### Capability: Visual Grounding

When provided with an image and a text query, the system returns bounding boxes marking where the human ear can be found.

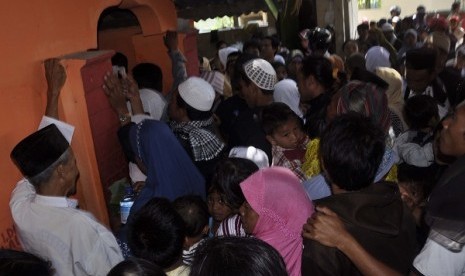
[56,164,66,179]
[266,135,276,145]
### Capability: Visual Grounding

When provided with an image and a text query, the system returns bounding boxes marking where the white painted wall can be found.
[357,0,452,23]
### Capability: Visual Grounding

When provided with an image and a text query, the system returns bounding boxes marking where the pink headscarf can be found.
[240,167,314,276]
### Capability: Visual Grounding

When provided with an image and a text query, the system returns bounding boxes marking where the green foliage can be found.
[194,16,235,32]
[358,0,381,10]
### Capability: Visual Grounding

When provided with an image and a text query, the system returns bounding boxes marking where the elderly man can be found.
[9,59,123,275]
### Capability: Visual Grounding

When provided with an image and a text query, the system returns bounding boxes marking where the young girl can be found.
[209,158,259,237]
[207,187,234,236]
[173,195,209,266]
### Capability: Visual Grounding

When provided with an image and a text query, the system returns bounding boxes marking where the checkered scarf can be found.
[170,117,224,162]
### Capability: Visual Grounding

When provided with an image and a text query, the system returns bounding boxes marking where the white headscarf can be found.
[365,46,391,72]
[374,67,408,131]
[273,79,304,118]
[218,47,239,69]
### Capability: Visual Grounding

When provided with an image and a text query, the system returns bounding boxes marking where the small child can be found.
[128,197,189,276]
[262,102,309,181]
[394,95,439,167]
[272,62,288,81]
[210,158,259,237]
[108,258,166,276]
[206,187,234,236]
[173,196,210,266]
[397,163,436,247]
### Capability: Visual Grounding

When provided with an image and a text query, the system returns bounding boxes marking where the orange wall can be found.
[0,0,178,249]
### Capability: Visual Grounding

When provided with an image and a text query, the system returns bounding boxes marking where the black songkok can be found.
[11,124,69,178]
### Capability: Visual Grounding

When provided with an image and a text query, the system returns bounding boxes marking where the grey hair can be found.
[28,148,71,188]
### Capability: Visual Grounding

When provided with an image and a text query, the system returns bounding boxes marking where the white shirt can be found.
[166,265,190,276]
[393,131,434,167]
[10,179,123,276]
[127,90,166,183]
[216,214,247,237]
[414,237,465,276]
[127,88,167,121]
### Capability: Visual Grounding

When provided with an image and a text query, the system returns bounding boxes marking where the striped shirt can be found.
[216,214,247,237]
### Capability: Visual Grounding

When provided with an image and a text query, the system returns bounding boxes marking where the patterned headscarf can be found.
[337,80,391,134]
[240,167,314,276]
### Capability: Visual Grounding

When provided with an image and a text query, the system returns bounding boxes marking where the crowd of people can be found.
[3,2,465,275]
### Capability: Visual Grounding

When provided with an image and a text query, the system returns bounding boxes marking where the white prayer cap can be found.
[229,146,269,168]
[218,47,239,68]
[178,77,215,111]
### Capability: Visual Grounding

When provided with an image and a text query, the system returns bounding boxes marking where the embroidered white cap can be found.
[243,58,277,91]
[178,77,215,111]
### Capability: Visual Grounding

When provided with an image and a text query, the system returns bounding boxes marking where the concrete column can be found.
[315,0,358,55]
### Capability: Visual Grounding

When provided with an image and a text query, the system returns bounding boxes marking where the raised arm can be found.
[44,58,66,119]
[164,30,187,94]
[303,206,402,276]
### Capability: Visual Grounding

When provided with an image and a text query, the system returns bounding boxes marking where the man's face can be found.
[417,8,425,17]
[297,71,309,100]
[288,57,302,77]
[245,46,260,57]
[300,38,309,51]
[239,79,256,108]
[297,71,319,101]
[383,31,394,41]
[406,68,432,93]
[357,29,369,40]
[261,39,275,60]
[326,91,341,122]
[63,150,79,196]
[226,56,238,78]
[168,90,182,122]
[405,33,417,48]
[343,41,358,57]
[439,104,465,157]
[436,49,449,73]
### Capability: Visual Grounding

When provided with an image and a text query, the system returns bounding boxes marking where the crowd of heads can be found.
[6,2,465,276]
